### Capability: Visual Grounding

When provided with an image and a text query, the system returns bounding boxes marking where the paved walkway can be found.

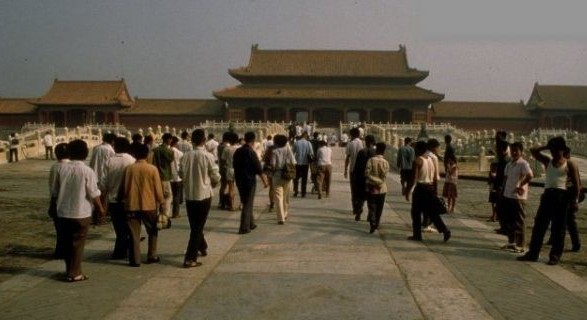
[1,148,587,319]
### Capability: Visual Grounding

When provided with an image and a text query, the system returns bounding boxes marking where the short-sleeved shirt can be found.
[503,158,533,200]
[53,160,101,219]
[345,138,364,173]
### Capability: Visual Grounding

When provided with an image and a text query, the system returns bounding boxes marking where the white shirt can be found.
[53,160,101,219]
[100,153,135,203]
[171,147,184,182]
[49,159,70,197]
[317,146,332,166]
[180,146,220,201]
[503,158,533,200]
[90,143,115,181]
[345,138,364,173]
[43,134,53,147]
[425,151,441,181]
[177,140,193,153]
[205,138,219,161]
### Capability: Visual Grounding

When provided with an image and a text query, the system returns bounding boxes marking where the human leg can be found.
[68,217,91,278]
[110,202,129,259]
[185,198,212,262]
[127,213,143,265]
[142,210,159,260]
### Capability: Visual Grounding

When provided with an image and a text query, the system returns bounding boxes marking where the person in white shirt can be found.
[52,139,105,282]
[89,133,116,224]
[170,136,184,218]
[177,131,193,154]
[316,140,332,199]
[344,128,364,216]
[100,137,135,260]
[43,131,54,160]
[422,138,441,233]
[179,129,220,268]
[205,133,219,162]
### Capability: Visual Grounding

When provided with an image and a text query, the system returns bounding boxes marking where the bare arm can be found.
[405,158,421,201]
[530,145,551,168]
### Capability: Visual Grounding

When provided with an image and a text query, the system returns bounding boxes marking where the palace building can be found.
[1,47,587,133]
[213,45,444,126]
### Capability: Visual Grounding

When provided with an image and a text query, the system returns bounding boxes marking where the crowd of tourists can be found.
[45,124,583,283]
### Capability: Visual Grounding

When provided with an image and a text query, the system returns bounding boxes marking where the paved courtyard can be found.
[0,148,586,319]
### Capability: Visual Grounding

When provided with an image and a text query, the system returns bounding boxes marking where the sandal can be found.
[66,274,89,282]
[183,260,202,268]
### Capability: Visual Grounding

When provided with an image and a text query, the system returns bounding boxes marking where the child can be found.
[501,142,533,253]
[442,157,458,213]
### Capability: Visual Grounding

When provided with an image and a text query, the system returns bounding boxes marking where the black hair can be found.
[273,134,288,148]
[162,133,173,142]
[144,135,154,144]
[192,129,206,145]
[181,131,189,139]
[427,138,440,150]
[444,135,452,144]
[131,133,143,143]
[114,137,130,154]
[68,140,89,160]
[244,131,256,143]
[103,133,116,144]
[510,141,524,152]
[54,143,69,160]
[414,141,428,157]
[375,142,386,155]
[134,144,150,160]
[365,135,375,145]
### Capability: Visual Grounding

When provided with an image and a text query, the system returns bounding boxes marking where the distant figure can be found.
[170,136,184,219]
[352,135,376,221]
[292,132,314,198]
[205,133,219,162]
[365,142,389,234]
[344,128,364,216]
[443,134,456,173]
[315,140,332,200]
[52,139,105,281]
[43,131,54,160]
[220,132,240,211]
[128,133,143,159]
[442,157,459,214]
[416,123,429,141]
[397,137,415,196]
[270,134,296,224]
[177,131,193,154]
[9,132,19,163]
[151,133,174,229]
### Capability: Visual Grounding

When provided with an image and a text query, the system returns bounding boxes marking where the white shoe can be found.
[423,226,438,233]
[500,243,516,250]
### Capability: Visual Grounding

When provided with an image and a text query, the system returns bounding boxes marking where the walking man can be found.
[180,129,220,267]
[233,131,268,234]
[43,131,54,160]
[292,132,314,197]
[344,128,364,216]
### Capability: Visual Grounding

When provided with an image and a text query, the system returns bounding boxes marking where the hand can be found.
[344,171,348,179]
[516,187,524,196]
[405,193,410,202]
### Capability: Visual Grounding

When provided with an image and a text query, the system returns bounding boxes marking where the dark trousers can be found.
[184,198,211,262]
[127,210,158,265]
[57,217,91,278]
[109,202,129,259]
[170,181,184,217]
[350,173,367,216]
[528,189,568,260]
[238,185,257,232]
[45,146,54,160]
[218,173,228,208]
[411,184,448,239]
[9,148,18,162]
[500,197,526,247]
[566,206,581,249]
[367,193,386,228]
[293,164,310,196]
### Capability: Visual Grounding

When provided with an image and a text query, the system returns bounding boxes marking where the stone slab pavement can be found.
[0,148,586,319]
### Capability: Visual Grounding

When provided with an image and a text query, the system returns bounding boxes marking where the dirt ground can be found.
[0,159,586,285]
[0,159,111,284]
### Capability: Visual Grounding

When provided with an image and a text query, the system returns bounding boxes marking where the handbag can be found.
[281,163,296,180]
[432,196,448,215]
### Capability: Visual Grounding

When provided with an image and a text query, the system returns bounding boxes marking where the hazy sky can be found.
[1,0,586,102]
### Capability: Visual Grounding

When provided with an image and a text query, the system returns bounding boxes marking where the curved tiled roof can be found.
[123,99,224,115]
[0,98,36,114]
[214,84,443,101]
[31,80,133,106]
[229,46,428,79]
[528,84,587,110]
[432,101,529,119]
